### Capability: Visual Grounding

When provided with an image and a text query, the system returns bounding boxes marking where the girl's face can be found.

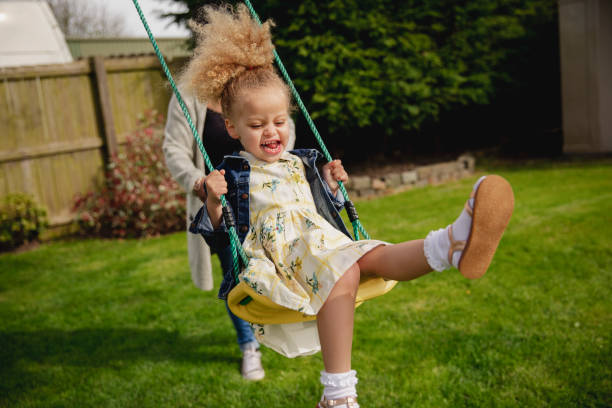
[225,86,290,163]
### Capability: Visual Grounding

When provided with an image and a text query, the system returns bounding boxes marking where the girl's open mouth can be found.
[261,140,282,154]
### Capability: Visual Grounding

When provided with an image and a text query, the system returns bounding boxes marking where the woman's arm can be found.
[286,116,297,150]
[163,91,207,194]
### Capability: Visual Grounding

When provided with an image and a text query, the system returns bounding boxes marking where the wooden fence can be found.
[0,56,186,237]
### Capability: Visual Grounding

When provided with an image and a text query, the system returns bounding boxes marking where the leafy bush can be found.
[166,0,559,158]
[0,193,48,251]
[73,110,186,238]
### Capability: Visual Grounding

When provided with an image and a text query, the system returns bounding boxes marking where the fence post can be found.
[91,56,118,158]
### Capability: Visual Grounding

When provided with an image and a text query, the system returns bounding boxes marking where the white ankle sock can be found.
[320,370,358,403]
[424,227,452,271]
[423,176,486,271]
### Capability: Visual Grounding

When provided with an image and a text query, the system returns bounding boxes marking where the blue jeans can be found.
[218,246,259,351]
[225,301,258,351]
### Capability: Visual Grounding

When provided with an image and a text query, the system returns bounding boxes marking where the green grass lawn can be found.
[1,159,611,407]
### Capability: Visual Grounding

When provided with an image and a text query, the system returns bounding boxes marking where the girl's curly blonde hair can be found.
[180,4,290,118]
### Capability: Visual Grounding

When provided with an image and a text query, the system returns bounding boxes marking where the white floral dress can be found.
[238,151,386,357]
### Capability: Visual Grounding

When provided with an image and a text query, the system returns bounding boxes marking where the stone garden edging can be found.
[344,154,475,198]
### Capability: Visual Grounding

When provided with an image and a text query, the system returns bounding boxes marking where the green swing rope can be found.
[132,0,247,282]
[132,0,370,285]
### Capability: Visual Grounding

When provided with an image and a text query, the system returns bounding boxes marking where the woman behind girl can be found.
[164,86,296,380]
[184,5,514,408]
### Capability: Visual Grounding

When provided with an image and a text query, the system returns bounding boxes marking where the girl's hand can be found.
[204,170,227,229]
[204,170,227,205]
[322,160,348,195]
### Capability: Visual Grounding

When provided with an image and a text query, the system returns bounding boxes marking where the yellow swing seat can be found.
[228,275,398,325]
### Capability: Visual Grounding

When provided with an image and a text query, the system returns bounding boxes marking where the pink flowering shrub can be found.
[73,110,186,238]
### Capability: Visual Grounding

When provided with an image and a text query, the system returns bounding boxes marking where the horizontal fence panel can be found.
[0,60,90,80]
[0,138,103,163]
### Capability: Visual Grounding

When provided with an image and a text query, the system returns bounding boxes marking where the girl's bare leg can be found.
[358,239,432,281]
[317,262,361,373]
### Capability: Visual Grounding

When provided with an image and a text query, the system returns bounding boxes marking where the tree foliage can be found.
[48,0,126,38]
[160,0,559,158]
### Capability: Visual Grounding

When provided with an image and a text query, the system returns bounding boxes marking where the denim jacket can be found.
[189,148,351,298]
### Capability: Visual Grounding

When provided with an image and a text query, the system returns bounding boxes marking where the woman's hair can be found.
[180,4,291,118]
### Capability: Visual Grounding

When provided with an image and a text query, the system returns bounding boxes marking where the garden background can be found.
[168,0,563,161]
[1,0,611,406]
[1,0,571,239]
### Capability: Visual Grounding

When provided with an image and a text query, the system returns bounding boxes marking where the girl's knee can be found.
[337,263,360,296]
[357,243,386,274]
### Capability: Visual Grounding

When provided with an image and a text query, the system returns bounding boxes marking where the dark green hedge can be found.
[164,0,560,160]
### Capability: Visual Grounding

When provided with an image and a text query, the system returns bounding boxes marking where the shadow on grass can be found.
[0,328,239,392]
[0,328,237,367]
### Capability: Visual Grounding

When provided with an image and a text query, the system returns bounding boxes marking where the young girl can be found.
[186,5,514,407]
